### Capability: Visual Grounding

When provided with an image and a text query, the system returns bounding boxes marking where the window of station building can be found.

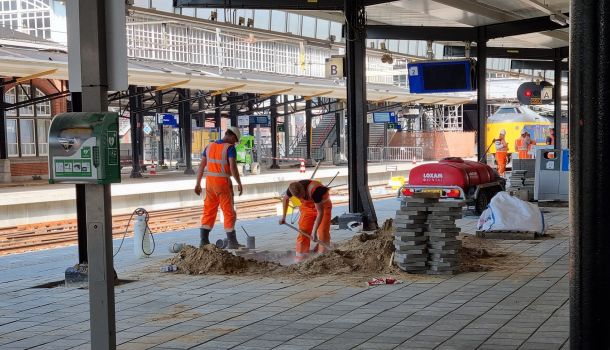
[388,39,399,52]
[181,8,195,17]
[287,13,300,35]
[301,16,316,38]
[19,119,35,156]
[253,10,270,30]
[270,10,286,32]
[4,85,52,157]
[315,19,329,40]
[6,119,18,157]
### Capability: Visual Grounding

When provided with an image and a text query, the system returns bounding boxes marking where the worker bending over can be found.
[194,127,243,248]
[515,128,536,159]
[494,129,509,177]
[279,180,332,261]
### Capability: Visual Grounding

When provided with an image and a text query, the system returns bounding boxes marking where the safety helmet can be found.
[521,128,528,135]
[226,126,241,141]
[499,129,506,135]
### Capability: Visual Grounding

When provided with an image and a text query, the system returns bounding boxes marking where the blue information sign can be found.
[372,112,397,124]
[249,115,270,127]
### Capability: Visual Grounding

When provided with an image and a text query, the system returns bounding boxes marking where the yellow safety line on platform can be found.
[304,90,334,100]
[211,84,247,96]
[260,88,293,99]
[154,79,191,91]
[14,69,58,83]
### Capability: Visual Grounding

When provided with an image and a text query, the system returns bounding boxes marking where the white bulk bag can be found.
[477,192,545,234]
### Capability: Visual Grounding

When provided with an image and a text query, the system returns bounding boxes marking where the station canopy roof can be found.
[0,45,470,105]
[288,0,569,49]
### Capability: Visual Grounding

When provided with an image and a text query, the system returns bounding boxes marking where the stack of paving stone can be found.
[426,201,464,275]
[393,197,434,273]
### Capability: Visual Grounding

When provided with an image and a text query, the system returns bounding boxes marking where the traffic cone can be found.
[299,160,306,173]
[149,164,157,175]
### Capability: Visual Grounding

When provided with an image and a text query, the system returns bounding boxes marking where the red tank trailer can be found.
[399,157,506,214]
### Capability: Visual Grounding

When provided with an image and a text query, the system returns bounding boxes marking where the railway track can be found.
[0,186,396,256]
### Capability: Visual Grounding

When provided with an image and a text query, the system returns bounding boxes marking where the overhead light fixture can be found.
[210,11,217,21]
[247,18,254,27]
[238,16,246,26]
[549,14,567,26]
[380,42,387,51]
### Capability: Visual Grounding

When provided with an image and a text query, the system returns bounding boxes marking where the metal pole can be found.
[71,0,116,348]
[344,0,377,229]
[335,111,341,154]
[305,99,312,161]
[270,95,279,169]
[180,89,195,175]
[214,94,222,129]
[229,92,238,126]
[248,93,255,136]
[476,31,488,162]
[128,85,142,178]
[284,95,290,157]
[554,50,562,149]
[0,78,6,160]
[71,92,87,264]
[156,90,164,165]
[137,87,145,166]
[570,1,610,347]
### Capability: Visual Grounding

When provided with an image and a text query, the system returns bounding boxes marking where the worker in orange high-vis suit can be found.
[494,129,509,177]
[194,126,243,249]
[515,128,536,159]
[279,180,332,261]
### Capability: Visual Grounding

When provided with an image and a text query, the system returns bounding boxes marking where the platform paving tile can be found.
[0,203,570,349]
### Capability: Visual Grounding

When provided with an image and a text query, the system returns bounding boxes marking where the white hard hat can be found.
[226,126,241,141]
[521,128,528,135]
[499,129,506,135]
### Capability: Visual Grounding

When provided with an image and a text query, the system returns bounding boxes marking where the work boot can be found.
[200,228,210,247]
[226,230,241,249]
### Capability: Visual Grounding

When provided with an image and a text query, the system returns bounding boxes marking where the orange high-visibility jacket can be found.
[205,142,232,182]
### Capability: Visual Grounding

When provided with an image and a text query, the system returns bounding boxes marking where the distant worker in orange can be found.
[194,127,243,248]
[494,129,509,177]
[279,180,332,261]
[515,128,536,159]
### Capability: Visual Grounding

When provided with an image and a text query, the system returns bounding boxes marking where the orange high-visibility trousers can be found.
[296,200,332,261]
[495,151,507,177]
[201,178,236,232]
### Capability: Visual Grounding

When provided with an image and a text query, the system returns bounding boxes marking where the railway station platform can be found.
[0,198,569,350]
[0,161,425,228]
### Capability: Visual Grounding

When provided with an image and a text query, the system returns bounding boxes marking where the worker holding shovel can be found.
[279,180,332,261]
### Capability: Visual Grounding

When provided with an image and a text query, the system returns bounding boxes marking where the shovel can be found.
[284,223,333,251]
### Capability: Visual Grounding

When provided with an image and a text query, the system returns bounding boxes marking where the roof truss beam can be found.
[367,14,568,41]
[444,45,568,60]
[173,0,391,10]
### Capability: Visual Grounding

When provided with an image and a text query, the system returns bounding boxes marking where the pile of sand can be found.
[169,245,282,275]
[167,219,513,277]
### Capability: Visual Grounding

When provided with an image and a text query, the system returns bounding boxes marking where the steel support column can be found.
[179,89,195,175]
[229,92,238,126]
[70,0,116,348]
[476,34,488,161]
[0,78,6,160]
[305,99,312,161]
[344,0,377,229]
[137,87,144,166]
[128,85,142,178]
[248,93,255,136]
[214,94,222,130]
[284,95,290,157]
[570,1,610,347]
[156,91,165,165]
[270,95,279,169]
[71,92,87,264]
[554,52,562,149]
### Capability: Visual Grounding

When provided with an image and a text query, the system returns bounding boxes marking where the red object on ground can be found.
[408,157,497,192]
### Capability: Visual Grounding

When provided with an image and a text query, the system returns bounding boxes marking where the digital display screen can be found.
[423,64,468,91]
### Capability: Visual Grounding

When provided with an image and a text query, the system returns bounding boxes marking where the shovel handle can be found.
[284,223,332,251]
